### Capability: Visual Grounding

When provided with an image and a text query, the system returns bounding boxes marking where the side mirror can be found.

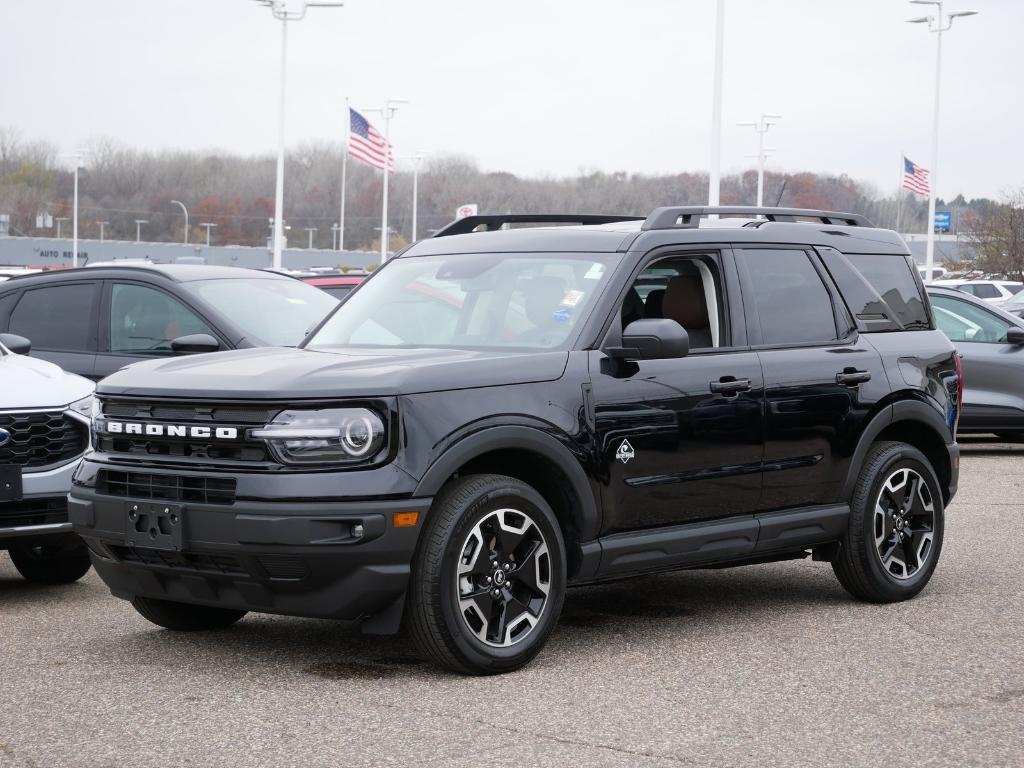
[608,319,689,361]
[170,333,220,355]
[0,333,31,355]
[1006,327,1024,345]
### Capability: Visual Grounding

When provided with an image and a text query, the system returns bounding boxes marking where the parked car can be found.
[300,272,367,300]
[932,278,1024,303]
[927,284,1024,440]
[0,264,338,380]
[1,332,94,583]
[998,289,1024,319]
[70,207,960,675]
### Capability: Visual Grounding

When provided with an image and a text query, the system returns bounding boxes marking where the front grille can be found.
[97,469,236,505]
[0,497,68,528]
[109,545,246,576]
[0,411,88,469]
[97,398,275,468]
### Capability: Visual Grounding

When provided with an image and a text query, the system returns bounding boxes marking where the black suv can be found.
[69,207,962,675]
[0,265,337,380]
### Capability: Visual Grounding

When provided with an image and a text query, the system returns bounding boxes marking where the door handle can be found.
[710,377,752,395]
[836,369,872,386]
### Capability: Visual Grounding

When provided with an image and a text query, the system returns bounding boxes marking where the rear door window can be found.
[844,254,929,328]
[9,282,98,351]
[968,283,1000,299]
[740,249,839,345]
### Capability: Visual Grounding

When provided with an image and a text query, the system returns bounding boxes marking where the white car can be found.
[932,279,1024,304]
[1,332,95,583]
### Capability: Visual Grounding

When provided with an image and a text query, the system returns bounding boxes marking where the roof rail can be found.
[641,206,874,230]
[432,213,644,238]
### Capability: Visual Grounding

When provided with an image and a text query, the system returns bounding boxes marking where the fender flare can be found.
[839,398,954,501]
[413,425,602,541]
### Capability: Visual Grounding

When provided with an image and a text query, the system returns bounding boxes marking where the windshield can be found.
[307,252,618,351]
[185,277,338,346]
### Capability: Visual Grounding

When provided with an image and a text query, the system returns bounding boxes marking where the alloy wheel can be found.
[874,468,935,580]
[456,508,551,647]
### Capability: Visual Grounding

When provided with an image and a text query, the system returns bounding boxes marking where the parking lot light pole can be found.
[200,222,217,245]
[365,98,407,261]
[737,114,780,207]
[907,1,979,283]
[56,217,68,239]
[170,200,189,244]
[403,152,426,242]
[708,0,725,208]
[97,221,108,242]
[251,0,344,271]
[61,151,85,267]
[134,220,148,243]
[305,227,317,248]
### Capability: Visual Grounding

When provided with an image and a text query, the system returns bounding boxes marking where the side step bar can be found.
[594,504,849,578]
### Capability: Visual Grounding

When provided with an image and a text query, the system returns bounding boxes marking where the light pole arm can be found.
[171,200,189,244]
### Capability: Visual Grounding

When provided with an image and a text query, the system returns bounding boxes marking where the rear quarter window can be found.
[844,253,930,329]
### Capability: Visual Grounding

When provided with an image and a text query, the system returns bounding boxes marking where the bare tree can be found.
[961,188,1024,280]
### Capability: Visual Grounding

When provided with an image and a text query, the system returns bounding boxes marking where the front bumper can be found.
[69,465,432,632]
[0,458,82,541]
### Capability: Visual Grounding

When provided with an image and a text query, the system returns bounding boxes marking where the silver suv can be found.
[1,333,94,583]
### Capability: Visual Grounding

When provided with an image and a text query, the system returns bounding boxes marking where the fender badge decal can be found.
[616,439,635,464]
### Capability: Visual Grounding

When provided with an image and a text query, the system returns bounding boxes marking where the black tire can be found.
[832,441,944,603]
[9,538,92,584]
[131,596,247,631]
[408,474,567,675]
[995,431,1024,443]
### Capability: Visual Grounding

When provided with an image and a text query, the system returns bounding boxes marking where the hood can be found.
[96,346,570,399]
[0,352,94,409]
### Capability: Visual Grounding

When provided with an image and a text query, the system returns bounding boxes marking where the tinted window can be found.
[1008,284,1024,295]
[109,283,216,355]
[744,250,838,345]
[968,283,1000,299]
[930,294,1012,343]
[10,283,97,351]
[845,254,929,328]
[321,286,353,300]
[0,291,18,324]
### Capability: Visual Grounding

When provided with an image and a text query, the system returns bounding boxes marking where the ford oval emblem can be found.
[0,428,10,447]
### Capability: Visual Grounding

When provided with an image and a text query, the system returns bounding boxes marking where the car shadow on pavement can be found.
[82,560,849,679]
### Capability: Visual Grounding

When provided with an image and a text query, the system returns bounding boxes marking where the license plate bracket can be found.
[125,502,184,551]
[0,465,23,502]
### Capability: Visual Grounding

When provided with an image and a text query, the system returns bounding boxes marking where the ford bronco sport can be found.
[69,207,961,674]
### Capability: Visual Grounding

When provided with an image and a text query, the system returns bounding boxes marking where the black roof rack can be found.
[432,214,643,238]
[641,206,874,230]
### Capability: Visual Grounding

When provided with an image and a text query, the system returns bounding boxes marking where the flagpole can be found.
[895,153,904,235]
[339,97,348,252]
[381,100,390,263]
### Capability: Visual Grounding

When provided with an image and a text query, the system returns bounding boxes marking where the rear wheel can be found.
[131,596,247,631]
[9,539,92,584]
[408,474,566,675]
[833,441,944,603]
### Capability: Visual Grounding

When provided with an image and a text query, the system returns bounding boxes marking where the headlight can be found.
[251,408,386,465]
[65,394,95,422]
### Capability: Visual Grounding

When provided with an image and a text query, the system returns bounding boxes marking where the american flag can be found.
[902,156,930,196]
[348,108,394,172]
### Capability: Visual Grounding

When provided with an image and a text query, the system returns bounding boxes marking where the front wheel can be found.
[408,474,566,675]
[131,596,247,631]
[832,441,944,603]
[9,538,92,584]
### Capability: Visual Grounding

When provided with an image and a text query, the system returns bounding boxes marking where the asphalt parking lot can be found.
[1,438,1022,768]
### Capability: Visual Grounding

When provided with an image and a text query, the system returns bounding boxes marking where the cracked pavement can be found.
[1,438,1022,767]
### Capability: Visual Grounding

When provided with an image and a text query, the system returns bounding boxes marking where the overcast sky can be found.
[3,0,1018,200]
